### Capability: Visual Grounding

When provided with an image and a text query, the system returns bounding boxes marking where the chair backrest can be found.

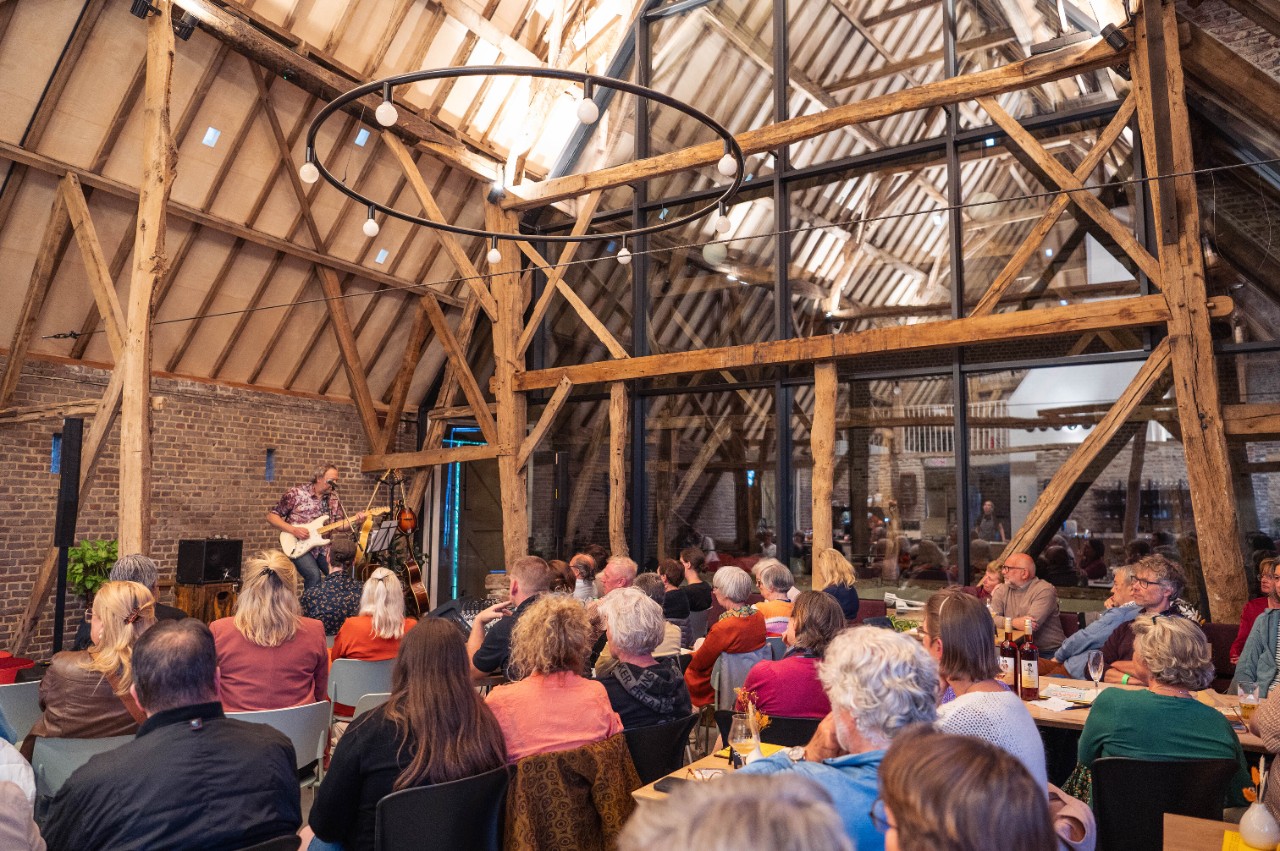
[1060,611,1084,637]
[711,646,771,711]
[760,716,822,747]
[1200,622,1238,692]
[623,713,700,785]
[31,735,134,799]
[328,658,394,707]
[375,764,510,851]
[353,692,391,720]
[1091,757,1239,851]
[687,609,709,642]
[227,701,330,771]
[766,636,787,660]
[0,681,42,744]
[234,835,302,851]
[854,599,888,624]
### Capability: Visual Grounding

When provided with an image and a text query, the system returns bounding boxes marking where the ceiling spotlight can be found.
[715,203,731,234]
[486,237,502,266]
[717,151,737,177]
[702,241,727,265]
[576,81,600,125]
[375,83,398,127]
[362,206,380,238]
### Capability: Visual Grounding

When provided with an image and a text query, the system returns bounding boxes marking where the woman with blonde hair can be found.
[817,547,859,620]
[485,594,622,761]
[27,580,156,750]
[331,567,417,662]
[211,550,328,712]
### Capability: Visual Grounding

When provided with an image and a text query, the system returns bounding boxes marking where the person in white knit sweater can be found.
[921,588,1048,786]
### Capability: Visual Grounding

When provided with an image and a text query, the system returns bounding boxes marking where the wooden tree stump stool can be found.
[174,583,238,624]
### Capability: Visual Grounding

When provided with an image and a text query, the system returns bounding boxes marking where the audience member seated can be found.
[596,589,692,730]
[308,620,507,851]
[486,595,622,761]
[739,627,938,851]
[595,576,683,677]
[976,559,1002,601]
[1126,538,1152,563]
[1250,689,1280,823]
[680,547,713,612]
[620,773,852,851]
[570,553,598,603]
[547,559,576,595]
[1040,545,1084,588]
[299,535,362,636]
[755,563,795,637]
[42,620,300,851]
[1053,565,1139,679]
[908,540,948,582]
[1232,556,1279,665]
[684,567,767,708]
[925,589,1046,785]
[330,567,417,662]
[1079,537,1108,581]
[752,557,799,602]
[657,559,690,620]
[817,548,860,621]
[599,555,637,597]
[0,779,41,850]
[28,581,155,754]
[1101,555,1187,686]
[210,551,328,711]
[877,726,1057,851]
[738,591,843,718]
[990,553,1065,654]
[72,554,184,651]
[584,544,610,597]
[1080,616,1249,807]
[467,555,553,680]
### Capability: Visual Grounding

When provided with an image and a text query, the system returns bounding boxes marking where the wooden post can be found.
[119,0,176,554]
[487,204,528,565]
[609,381,628,556]
[811,363,837,588]
[1133,1,1246,621]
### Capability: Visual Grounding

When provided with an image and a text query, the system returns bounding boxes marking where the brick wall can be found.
[1179,0,1280,75]
[0,356,415,660]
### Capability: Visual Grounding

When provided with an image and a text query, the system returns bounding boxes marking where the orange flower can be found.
[1245,788,1259,803]
[1253,767,1262,786]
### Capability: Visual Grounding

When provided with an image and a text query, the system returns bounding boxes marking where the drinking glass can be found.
[726,713,755,757]
[1240,682,1260,723]
[1087,650,1104,691]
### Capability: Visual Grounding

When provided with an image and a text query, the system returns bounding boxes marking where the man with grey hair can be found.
[73,554,187,650]
[598,555,638,595]
[739,627,938,851]
[596,587,692,729]
[595,575,683,678]
[1052,565,1139,678]
[990,552,1065,654]
[1102,553,1187,685]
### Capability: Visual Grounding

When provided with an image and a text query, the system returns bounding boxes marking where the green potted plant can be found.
[67,539,118,599]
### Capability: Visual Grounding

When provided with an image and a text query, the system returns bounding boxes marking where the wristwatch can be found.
[784,746,806,762]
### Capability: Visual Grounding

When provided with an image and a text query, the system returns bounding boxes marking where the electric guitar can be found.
[279,507,389,558]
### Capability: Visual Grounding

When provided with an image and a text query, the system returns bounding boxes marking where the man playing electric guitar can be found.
[266,464,365,591]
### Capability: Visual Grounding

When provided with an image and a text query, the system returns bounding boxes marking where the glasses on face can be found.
[1131,576,1166,590]
[1000,565,1026,574]
[869,798,892,833]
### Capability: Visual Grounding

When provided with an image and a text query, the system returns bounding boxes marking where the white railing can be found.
[865,402,1008,455]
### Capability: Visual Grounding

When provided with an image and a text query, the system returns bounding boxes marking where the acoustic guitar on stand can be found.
[280,508,389,558]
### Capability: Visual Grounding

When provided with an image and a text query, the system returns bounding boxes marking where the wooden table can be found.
[1162,813,1238,850]
[632,753,737,802]
[1028,678,1265,753]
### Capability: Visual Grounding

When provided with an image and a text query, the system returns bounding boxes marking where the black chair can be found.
[713,710,821,749]
[374,764,510,851]
[234,836,301,851]
[1092,757,1240,851]
[624,713,700,785]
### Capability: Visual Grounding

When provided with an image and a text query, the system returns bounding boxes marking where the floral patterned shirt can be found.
[270,484,348,527]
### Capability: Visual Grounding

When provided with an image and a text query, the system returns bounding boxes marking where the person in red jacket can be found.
[684,566,766,707]
[1232,556,1279,664]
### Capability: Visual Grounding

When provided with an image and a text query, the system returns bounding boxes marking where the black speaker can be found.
[176,539,243,585]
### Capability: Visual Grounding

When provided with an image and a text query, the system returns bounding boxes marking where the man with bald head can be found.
[989,552,1065,653]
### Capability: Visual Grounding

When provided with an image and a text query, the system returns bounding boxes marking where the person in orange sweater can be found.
[330,568,417,662]
[684,566,766,707]
[755,562,795,637]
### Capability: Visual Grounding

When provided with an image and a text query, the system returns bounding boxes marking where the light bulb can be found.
[617,246,631,266]
[362,216,380,238]
[715,214,731,234]
[299,161,320,184]
[487,246,502,265]
[717,153,737,177]
[375,100,398,127]
[702,242,727,265]
[576,97,600,125]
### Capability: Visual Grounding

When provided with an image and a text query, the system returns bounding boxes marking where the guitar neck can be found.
[317,507,387,535]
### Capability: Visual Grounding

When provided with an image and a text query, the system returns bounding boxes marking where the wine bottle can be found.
[1019,632,1040,700]
[998,630,1020,693]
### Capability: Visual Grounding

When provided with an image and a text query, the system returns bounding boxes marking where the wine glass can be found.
[1087,650,1104,692]
[727,713,755,760]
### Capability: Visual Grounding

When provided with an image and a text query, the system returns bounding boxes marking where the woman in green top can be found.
[1078,615,1249,808]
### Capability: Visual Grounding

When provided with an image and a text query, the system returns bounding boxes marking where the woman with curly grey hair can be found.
[1078,615,1250,807]
[739,627,938,851]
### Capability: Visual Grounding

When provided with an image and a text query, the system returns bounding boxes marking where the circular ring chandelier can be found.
[300,66,746,263]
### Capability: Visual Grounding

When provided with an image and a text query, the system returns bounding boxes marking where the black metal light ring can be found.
[304,66,745,244]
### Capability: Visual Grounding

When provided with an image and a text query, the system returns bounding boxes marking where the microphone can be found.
[327,480,339,489]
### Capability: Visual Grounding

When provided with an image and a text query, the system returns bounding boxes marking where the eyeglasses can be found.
[1000,565,1027,574]
[1131,576,1167,590]
[869,798,892,833]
